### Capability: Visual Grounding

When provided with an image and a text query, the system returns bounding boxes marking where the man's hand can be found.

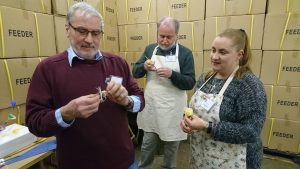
[106,81,130,106]
[61,94,100,121]
[144,59,156,71]
[156,67,172,78]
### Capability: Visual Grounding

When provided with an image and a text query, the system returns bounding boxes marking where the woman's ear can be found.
[238,49,244,60]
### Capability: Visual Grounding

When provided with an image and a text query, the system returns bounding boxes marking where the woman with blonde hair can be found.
[181,28,267,169]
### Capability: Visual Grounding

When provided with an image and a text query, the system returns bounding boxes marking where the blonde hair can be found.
[205,28,252,80]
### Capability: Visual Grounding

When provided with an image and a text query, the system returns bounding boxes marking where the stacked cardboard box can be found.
[260,0,300,154]
[203,0,266,81]
[0,3,56,128]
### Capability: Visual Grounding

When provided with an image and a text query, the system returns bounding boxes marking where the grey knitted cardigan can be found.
[194,72,267,169]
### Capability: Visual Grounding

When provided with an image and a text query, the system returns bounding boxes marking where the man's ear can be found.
[65,24,70,37]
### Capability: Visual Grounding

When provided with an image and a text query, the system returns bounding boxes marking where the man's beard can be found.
[159,41,176,51]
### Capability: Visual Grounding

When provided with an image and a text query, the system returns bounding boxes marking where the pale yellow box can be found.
[52,0,102,16]
[0,107,18,125]
[260,51,300,86]
[267,0,300,14]
[204,14,265,50]
[121,51,146,91]
[269,86,300,121]
[178,21,204,52]
[101,25,119,54]
[192,52,203,81]
[117,0,157,25]
[260,118,272,147]
[268,118,300,153]
[36,13,56,57]
[54,16,69,53]
[51,0,68,15]
[263,13,300,50]
[5,58,40,105]
[203,51,211,75]
[157,0,205,22]
[250,50,262,78]
[0,60,12,110]
[264,85,272,118]
[134,77,146,92]
[0,6,38,58]
[0,0,52,14]
[203,50,262,78]
[121,51,142,71]
[118,23,157,52]
[100,0,117,26]
[18,104,26,125]
[206,0,266,17]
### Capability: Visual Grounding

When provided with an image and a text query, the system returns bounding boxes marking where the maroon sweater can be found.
[26,51,145,169]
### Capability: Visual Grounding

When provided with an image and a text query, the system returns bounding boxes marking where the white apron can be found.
[137,44,187,141]
[189,66,247,169]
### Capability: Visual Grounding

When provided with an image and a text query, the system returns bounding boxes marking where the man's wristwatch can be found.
[125,96,134,110]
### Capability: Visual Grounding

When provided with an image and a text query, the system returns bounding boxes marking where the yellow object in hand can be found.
[184,108,193,117]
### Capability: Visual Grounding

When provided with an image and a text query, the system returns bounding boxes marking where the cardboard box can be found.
[204,14,265,50]
[260,51,300,86]
[267,0,300,14]
[134,78,146,92]
[203,51,211,75]
[203,50,262,78]
[118,23,157,52]
[269,86,300,121]
[268,119,300,153]
[100,25,119,54]
[120,51,145,90]
[5,58,40,105]
[0,6,38,58]
[18,104,26,125]
[0,107,18,125]
[264,85,272,118]
[178,21,204,52]
[52,0,102,16]
[260,118,272,147]
[54,16,69,53]
[0,124,37,158]
[0,60,11,109]
[157,0,205,22]
[193,52,203,80]
[100,0,117,26]
[206,0,266,17]
[250,50,262,78]
[117,0,157,25]
[121,51,142,71]
[0,0,52,14]
[263,13,300,50]
[35,13,56,57]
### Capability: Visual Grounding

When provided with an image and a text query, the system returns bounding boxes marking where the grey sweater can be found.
[195,72,267,169]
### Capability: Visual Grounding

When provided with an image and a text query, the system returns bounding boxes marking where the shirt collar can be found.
[67,47,102,67]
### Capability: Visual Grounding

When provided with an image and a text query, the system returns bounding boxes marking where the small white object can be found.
[0,124,37,158]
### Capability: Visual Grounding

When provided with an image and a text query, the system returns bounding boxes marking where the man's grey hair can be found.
[157,16,180,34]
[66,2,104,31]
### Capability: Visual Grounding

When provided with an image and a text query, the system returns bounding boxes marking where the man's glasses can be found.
[69,23,103,37]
